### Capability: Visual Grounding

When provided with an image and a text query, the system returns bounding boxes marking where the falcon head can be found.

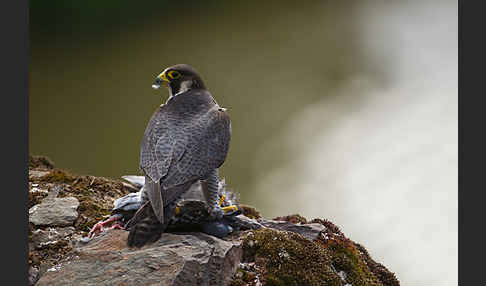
[152,64,207,96]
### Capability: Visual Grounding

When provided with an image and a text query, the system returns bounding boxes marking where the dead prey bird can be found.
[88,176,241,239]
[127,64,234,247]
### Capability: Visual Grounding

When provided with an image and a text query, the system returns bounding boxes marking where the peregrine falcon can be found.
[127,64,232,247]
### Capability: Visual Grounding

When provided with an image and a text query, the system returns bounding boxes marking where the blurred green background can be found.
[30,1,457,285]
[30,0,375,203]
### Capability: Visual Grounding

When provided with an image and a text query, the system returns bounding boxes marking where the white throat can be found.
[171,80,193,97]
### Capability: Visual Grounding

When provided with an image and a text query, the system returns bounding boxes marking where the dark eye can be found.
[167,70,182,80]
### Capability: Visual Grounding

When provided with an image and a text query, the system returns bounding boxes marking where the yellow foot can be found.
[219,194,226,206]
[222,205,239,215]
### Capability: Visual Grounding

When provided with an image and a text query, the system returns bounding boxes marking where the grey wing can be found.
[162,106,231,189]
[139,106,173,223]
[140,105,174,183]
[139,104,230,222]
[203,107,231,169]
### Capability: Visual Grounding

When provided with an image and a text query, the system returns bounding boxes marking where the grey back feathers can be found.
[139,89,231,224]
[140,90,231,189]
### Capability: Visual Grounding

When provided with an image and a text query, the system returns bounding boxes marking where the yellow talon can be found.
[219,194,226,206]
[175,206,181,215]
[222,205,238,213]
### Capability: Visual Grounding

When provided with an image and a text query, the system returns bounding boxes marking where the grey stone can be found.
[31,227,75,249]
[29,197,79,227]
[36,229,242,286]
[227,215,264,231]
[29,170,50,180]
[259,220,327,241]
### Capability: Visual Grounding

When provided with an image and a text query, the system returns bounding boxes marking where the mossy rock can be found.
[28,155,399,286]
[235,219,400,286]
[30,167,133,232]
[314,219,399,286]
[240,228,341,286]
[28,155,136,275]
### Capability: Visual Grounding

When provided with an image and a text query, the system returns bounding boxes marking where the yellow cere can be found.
[158,72,169,82]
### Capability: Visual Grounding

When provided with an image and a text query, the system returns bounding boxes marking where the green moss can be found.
[353,243,400,286]
[313,220,400,286]
[233,217,401,286]
[326,239,381,285]
[241,229,341,286]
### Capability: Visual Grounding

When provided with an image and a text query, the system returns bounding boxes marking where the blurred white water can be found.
[252,1,457,285]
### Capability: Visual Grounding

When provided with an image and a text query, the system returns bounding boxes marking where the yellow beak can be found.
[152,71,170,90]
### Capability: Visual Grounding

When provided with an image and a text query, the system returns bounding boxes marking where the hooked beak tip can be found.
[153,71,169,90]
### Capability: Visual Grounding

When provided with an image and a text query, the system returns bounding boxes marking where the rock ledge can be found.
[28,155,400,286]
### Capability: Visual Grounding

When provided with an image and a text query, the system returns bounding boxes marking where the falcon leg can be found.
[204,169,224,220]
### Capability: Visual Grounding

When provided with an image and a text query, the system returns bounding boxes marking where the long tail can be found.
[126,201,165,248]
[126,180,195,248]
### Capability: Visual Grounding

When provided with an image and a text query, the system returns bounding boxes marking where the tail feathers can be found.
[127,202,165,248]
